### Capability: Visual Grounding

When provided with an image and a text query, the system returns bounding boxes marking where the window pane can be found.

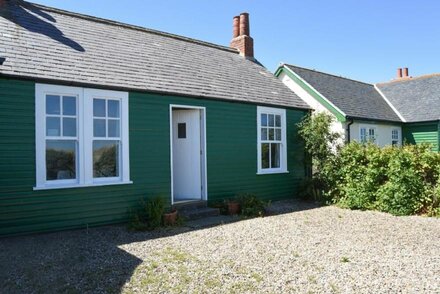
[268,114,275,127]
[108,100,120,118]
[392,130,398,140]
[261,128,267,140]
[46,117,60,136]
[261,114,267,127]
[275,129,281,141]
[93,140,119,178]
[46,95,60,115]
[178,123,186,139]
[108,119,120,137]
[262,143,270,169]
[271,143,280,168]
[269,128,274,140]
[63,96,76,115]
[63,118,77,137]
[46,140,76,180]
[93,99,106,117]
[94,119,106,137]
[275,115,281,127]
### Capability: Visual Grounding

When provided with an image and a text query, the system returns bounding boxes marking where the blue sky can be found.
[31,0,440,83]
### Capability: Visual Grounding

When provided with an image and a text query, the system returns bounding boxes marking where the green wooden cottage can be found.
[0,1,310,236]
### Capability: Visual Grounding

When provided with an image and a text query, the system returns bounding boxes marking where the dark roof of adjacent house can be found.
[377,75,440,122]
[283,64,402,122]
[0,1,309,110]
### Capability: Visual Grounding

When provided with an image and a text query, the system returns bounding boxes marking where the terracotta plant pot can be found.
[227,201,240,215]
[163,210,178,226]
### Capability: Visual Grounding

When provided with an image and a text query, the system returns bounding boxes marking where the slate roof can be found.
[0,1,309,110]
[377,75,440,122]
[283,64,402,122]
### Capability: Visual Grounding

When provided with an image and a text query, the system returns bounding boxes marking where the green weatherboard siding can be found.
[0,77,307,236]
[403,122,439,151]
[275,67,347,123]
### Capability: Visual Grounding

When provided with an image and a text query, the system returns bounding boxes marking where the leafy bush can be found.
[297,112,341,201]
[297,113,440,216]
[236,193,268,218]
[129,196,166,231]
[335,143,440,215]
[145,196,166,228]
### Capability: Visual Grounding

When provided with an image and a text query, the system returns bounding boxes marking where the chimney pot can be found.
[397,68,403,79]
[232,16,240,38]
[403,67,409,78]
[230,12,254,59]
[239,13,250,36]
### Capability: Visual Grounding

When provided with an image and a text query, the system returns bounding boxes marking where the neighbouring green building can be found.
[0,2,310,235]
[276,64,440,152]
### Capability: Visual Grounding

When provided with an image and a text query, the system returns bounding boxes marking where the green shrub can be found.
[145,196,165,229]
[297,113,440,216]
[297,113,341,202]
[129,196,166,231]
[236,193,267,218]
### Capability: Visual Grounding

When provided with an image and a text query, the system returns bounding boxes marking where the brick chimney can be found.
[396,68,403,79]
[396,67,411,80]
[230,13,254,59]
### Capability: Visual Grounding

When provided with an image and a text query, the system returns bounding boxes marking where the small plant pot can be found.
[227,201,240,215]
[163,210,178,226]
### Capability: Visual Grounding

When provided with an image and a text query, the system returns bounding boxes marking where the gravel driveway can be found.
[1,200,439,293]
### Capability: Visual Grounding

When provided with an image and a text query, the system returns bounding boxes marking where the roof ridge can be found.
[284,63,374,86]
[24,1,239,54]
[377,73,440,86]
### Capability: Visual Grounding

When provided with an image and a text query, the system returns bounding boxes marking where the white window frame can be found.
[359,125,377,144]
[35,84,131,190]
[257,106,288,175]
[391,129,400,146]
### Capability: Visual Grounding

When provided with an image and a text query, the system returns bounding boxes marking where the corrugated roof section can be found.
[0,1,309,110]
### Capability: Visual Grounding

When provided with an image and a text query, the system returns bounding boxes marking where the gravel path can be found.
[1,200,439,293]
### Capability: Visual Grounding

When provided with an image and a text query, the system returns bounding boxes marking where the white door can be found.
[172,109,202,202]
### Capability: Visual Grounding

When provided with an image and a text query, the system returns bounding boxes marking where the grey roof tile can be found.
[284,64,402,122]
[0,1,309,110]
[377,75,440,122]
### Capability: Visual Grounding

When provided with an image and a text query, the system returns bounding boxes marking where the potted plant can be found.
[163,209,178,226]
[227,199,240,215]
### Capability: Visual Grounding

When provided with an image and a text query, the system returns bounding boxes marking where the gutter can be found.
[346,118,354,143]
[0,73,311,112]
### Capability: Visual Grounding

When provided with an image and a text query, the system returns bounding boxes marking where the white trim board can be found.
[283,66,347,118]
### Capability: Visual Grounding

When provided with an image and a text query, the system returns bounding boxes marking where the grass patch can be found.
[122,248,264,293]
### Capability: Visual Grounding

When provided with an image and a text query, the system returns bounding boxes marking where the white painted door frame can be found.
[169,104,207,204]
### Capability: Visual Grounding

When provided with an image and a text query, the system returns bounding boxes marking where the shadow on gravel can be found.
[0,200,322,293]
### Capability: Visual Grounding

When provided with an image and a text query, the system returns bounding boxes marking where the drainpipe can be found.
[346,118,354,143]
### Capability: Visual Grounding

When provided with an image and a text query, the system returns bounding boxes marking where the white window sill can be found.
[33,180,133,191]
[257,170,289,175]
